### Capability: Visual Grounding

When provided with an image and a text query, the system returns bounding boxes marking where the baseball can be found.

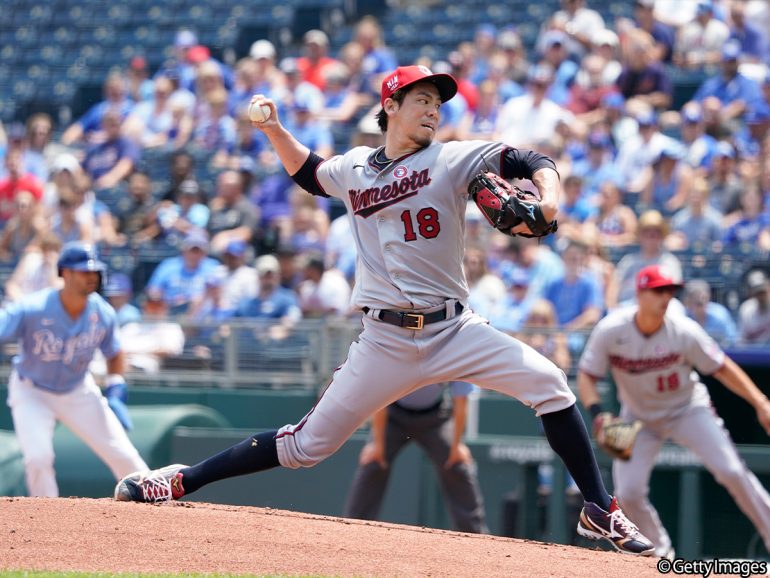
[248,101,271,123]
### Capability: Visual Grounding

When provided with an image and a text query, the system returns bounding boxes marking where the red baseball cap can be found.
[636,264,683,291]
[380,65,457,107]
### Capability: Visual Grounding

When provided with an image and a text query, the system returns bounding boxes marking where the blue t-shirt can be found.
[0,288,120,393]
[693,73,763,109]
[687,303,738,347]
[146,256,220,312]
[723,214,770,245]
[543,273,604,326]
[83,137,140,181]
[235,288,300,319]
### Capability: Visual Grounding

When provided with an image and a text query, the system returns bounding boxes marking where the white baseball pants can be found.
[7,371,148,497]
[276,308,575,469]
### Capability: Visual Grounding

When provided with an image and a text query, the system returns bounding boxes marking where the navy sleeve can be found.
[500,147,558,181]
[291,152,329,197]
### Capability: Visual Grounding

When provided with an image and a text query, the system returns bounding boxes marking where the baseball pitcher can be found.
[116,65,653,555]
[4,241,147,496]
[578,264,770,558]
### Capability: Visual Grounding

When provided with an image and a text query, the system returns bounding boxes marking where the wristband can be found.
[588,403,604,420]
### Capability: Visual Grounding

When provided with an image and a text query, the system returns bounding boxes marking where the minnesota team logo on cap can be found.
[380,65,458,107]
[636,264,683,290]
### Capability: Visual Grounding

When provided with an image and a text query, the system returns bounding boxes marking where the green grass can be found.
[0,573,330,578]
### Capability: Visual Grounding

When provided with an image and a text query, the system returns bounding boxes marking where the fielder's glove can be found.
[467,172,558,238]
[593,412,642,461]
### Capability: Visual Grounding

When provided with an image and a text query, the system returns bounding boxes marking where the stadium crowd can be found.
[0,0,770,373]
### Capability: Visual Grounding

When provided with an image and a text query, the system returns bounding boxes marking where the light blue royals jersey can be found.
[0,288,121,393]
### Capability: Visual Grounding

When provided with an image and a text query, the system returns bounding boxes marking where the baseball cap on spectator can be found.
[130,56,147,71]
[601,92,625,110]
[279,57,300,75]
[696,0,713,13]
[721,40,741,61]
[103,272,133,297]
[508,267,531,288]
[181,229,209,251]
[593,29,619,48]
[636,109,658,127]
[714,141,735,159]
[303,29,329,46]
[380,65,458,107]
[543,30,567,50]
[681,102,703,123]
[52,153,81,174]
[250,39,276,60]
[588,132,611,149]
[638,209,668,236]
[187,45,210,64]
[747,270,768,294]
[175,29,198,48]
[256,254,280,275]
[178,179,200,196]
[527,63,555,85]
[224,239,248,257]
[636,264,683,291]
[498,29,522,51]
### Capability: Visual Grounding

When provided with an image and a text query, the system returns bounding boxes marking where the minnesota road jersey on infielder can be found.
[315,140,512,310]
[0,288,120,393]
[579,307,725,422]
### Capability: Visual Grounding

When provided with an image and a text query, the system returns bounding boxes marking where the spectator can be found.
[570,131,622,199]
[707,141,744,215]
[296,252,352,317]
[49,185,90,244]
[212,239,258,312]
[122,75,177,148]
[545,0,605,59]
[617,0,675,63]
[615,28,672,111]
[728,1,768,63]
[276,57,325,117]
[496,236,564,302]
[639,140,693,216]
[228,57,261,118]
[668,176,723,251]
[589,28,623,85]
[115,170,156,244]
[282,97,335,160]
[144,229,219,316]
[103,272,141,327]
[692,41,763,132]
[0,190,46,262]
[206,169,259,255]
[119,297,185,374]
[518,298,571,373]
[162,150,200,202]
[61,71,134,146]
[496,27,530,86]
[723,186,770,251]
[193,86,236,160]
[679,101,718,170]
[608,209,683,307]
[614,109,675,194]
[235,254,302,340]
[682,279,737,346]
[496,64,574,149]
[738,269,770,344]
[587,181,638,248]
[24,113,65,181]
[555,174,598,239]
[540,30,579,107]
[0,146,43,224]
[82,108,140,191]
[3,232,62,304]
[155,179,211,245]
[543,239,603,332]
[126,55,154,102]
[463,245,506,318]
[187,267,237,324]
[155,29,200,94]
[352,15,398,83]
[249,39,282,100]
[325,211,357,284]
[487,267,534,334]
[674,0,731,69]
[566,53,619,119]
[297,30,341,92]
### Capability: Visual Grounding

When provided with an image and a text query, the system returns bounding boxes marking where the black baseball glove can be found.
[468,172,558,238]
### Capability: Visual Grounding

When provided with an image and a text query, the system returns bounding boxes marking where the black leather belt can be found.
[363,302,463,330]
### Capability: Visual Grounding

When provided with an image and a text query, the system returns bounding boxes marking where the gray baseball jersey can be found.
[315,140,508,310]
[579,306,724,422]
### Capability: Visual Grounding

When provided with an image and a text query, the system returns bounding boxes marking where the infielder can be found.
[116,65,653,555]
[4,241,147,496]
[343,382,488,534]
[578,264,770,558]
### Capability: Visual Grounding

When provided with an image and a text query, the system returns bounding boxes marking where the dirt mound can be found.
[0,497,660,577]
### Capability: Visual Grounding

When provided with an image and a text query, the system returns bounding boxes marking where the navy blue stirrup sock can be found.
[540,404,611,510]
[181,430,280,494]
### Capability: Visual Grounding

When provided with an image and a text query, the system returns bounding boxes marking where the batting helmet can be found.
[57,241,108,277]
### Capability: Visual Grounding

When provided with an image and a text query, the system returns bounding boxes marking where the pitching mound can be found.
[1,497,660,577]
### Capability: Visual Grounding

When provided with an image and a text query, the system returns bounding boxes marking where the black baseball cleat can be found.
[114,464,187,503]
[577,497,655,555]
